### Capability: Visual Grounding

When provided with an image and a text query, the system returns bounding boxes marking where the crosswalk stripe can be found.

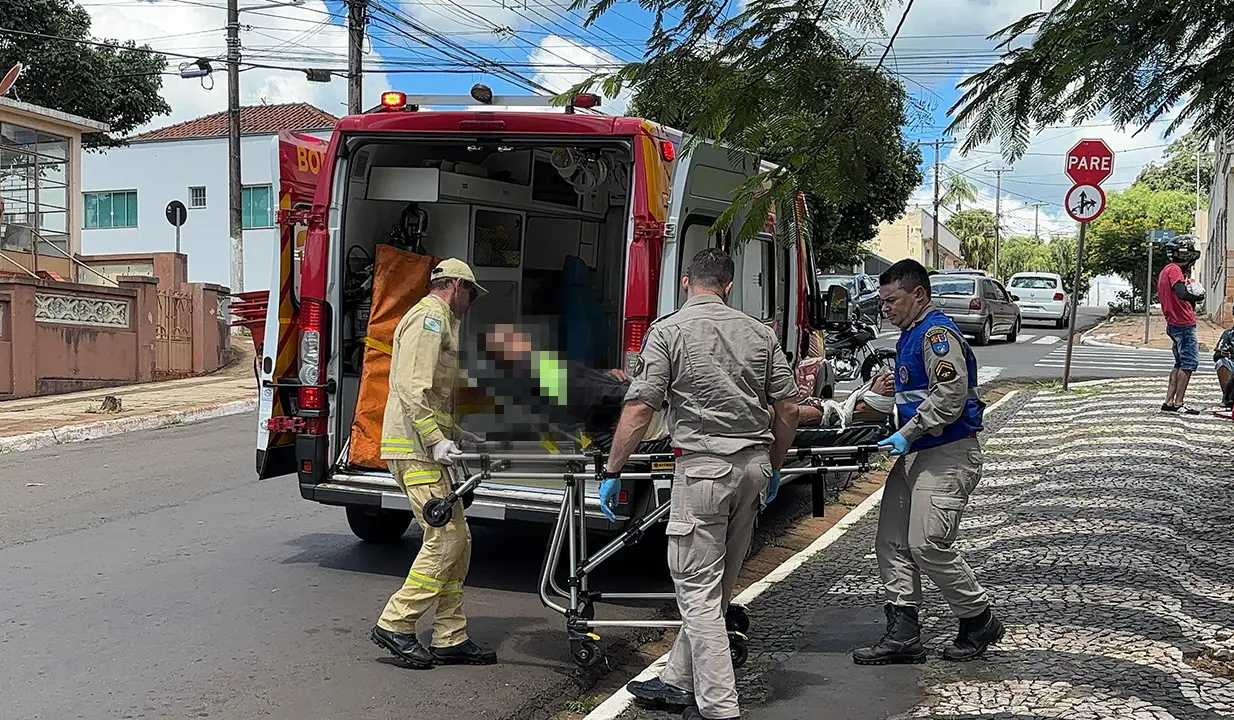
[1032,335,1061,345]
[1016,333,1038,343]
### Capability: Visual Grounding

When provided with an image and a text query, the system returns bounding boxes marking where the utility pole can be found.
[226,0,244,294]
[347,0,368,114]
[1030,201,1046,241]
[926,139,951,269]
[985,167,1011,279]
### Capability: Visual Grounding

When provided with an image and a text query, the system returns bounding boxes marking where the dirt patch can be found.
[1086,313,1226,351]
[537,472,888,720]
[1185,649,1234,680]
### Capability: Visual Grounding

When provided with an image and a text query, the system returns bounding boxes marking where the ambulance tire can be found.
[346,506,413,545]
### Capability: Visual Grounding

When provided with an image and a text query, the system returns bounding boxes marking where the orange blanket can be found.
[348,245,440,469]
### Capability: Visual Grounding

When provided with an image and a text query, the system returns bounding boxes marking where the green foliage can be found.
[1086,185,1196,302]
[567,0,915,244]
[0,0,170,149]
[944,1,1234,160]
[948,209,996,271]
[997,234,1091,298]
[941,172,978,214]
[1134,129,1214,198]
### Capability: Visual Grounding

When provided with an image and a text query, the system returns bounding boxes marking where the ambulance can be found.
[248,88,830,543]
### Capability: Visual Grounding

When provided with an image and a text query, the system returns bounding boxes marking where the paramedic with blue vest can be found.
[854,259,1004,666]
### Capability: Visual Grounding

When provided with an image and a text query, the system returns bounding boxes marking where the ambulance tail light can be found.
[622,318,648,374]
[969,298,982,311]
[297,298,328,422]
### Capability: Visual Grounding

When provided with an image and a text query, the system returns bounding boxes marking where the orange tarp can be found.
[347,245,440,469]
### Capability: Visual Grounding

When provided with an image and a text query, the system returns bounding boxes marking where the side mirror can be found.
[824,284,851,324]
[1010,294,1021,302]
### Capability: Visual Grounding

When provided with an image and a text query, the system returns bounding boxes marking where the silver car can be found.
[929,273,1022,345]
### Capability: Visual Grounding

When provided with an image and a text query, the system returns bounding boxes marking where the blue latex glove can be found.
[878,432,910,457]
[765,469,781,505]
[599,476,621,521]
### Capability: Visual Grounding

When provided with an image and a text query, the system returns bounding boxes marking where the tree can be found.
[0,0,170,148]
[1048,234,1091,299]
[569,0,916,242]
[941,173,978,214]
[944,2,1234,160]
[998,235,1053,279]
[1134,129,1214,198]
[1087,185,1195,305]
[948,209,997,271]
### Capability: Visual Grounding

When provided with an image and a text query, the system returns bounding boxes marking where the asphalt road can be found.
[0,415,690,720]
[844,306,1111,391]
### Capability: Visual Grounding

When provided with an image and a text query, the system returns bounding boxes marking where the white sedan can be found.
[1007,272,1070,328]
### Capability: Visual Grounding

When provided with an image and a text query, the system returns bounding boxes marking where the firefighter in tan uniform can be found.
[603,248,800,720]
[370,258,498,669]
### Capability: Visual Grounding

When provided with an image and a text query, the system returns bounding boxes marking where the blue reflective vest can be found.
[894,309,984,452]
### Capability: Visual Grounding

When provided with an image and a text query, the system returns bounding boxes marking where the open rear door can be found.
[254,130,328,478]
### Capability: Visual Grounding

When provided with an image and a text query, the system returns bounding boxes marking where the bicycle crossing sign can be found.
[1065,183,1106,222]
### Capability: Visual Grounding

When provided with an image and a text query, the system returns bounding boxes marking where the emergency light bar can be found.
[373,88,603,113]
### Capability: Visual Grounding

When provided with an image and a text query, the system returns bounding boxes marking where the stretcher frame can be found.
[420,441,887,670]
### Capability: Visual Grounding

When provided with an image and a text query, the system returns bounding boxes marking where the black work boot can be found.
[682,707,738,720]
[627,677,694,708]
[430,639,498,666]
[942,606,1005,662]
[371,625,434,669]
[852,604,927,665]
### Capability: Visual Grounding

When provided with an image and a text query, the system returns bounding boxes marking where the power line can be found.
[875,0,916,71]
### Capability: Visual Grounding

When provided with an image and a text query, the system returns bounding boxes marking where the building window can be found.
[189,186,207,209]
[241,185,273,229]
[83,191,138,229]
[1,121,71,257]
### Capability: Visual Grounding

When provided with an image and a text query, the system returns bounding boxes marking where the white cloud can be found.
[527,35,632,115]
[82,0,393,130]
[398,0,570,37]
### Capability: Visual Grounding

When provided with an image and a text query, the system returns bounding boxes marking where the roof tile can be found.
[129,102,338,142]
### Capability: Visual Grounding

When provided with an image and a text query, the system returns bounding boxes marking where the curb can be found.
[0,398,257,454]
[583,392,1021,720]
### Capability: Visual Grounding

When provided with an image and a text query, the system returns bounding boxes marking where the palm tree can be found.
[941,173,978,214]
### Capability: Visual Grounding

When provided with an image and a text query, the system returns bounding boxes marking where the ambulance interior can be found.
[332,139,634,460]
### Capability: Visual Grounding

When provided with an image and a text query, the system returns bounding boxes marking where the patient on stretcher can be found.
[797,371,895,428]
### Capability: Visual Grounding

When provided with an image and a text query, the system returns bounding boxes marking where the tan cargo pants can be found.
[661,448,770,720]
[376,458,472,648]
[875,436,989,619]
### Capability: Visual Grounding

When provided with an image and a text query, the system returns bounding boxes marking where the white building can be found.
[1204,134,1233,324]
[80,103,337,291]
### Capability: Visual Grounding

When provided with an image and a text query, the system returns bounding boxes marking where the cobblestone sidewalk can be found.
[615,378,1234,720]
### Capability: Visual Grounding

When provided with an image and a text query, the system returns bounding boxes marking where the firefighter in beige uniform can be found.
[369,258,498,669]
[602,249,800,720]
[854,258,1003,667]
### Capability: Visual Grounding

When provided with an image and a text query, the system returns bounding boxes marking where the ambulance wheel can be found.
[728,632,749,668]
[346,507,412,545]
[422,498,453,528]
[726,605,750,634]
[571,637,602,669]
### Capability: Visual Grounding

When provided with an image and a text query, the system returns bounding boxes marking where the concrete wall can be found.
[869,209,964,271]
[80,131,331,293]
[1204,132,1234,324]
[78,251,188,294]
[0,276,157,398]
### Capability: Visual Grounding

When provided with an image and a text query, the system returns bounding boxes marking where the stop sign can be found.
[1066,139,1115,186]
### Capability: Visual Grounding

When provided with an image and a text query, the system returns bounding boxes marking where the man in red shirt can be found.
[1156,235,1205,414]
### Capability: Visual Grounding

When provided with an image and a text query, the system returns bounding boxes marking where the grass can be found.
[1027,379,1102,395]
[564,696,601,714]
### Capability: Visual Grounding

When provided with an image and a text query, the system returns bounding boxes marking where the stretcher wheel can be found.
[570,636,602,669]
[725,605,750,634]
[422,498,453,528]
[728,631,749,668]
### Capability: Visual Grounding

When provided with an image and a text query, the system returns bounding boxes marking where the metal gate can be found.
[156,290,193,375]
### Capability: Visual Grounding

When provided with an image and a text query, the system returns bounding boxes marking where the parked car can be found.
[1007,272,1070,328]
[817,272,883,331]
[929,272,1021,345]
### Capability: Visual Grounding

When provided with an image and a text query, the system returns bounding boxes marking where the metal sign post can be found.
[165,200,188,253]
[1062,221,1088,391]
[1061,139,1115,391]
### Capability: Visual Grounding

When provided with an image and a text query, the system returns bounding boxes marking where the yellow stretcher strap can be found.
[363,336,393,355]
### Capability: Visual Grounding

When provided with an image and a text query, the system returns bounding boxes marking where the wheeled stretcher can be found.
[416,423,891,671]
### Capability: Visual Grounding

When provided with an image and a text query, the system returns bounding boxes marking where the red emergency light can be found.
[660,140,676,162]
[571,93,601,109]
[381,91,407,110]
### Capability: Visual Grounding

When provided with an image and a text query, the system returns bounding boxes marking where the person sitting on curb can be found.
[1215,324,1234,411]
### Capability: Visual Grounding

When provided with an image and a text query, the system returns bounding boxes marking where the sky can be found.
[74,0,1198,241]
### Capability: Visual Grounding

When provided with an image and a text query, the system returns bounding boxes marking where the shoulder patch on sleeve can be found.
[423,316,443,334]
[935,360,957,382]
[925,327,951,356]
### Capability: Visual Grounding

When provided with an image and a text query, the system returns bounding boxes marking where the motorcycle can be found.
[825,313,897,383]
